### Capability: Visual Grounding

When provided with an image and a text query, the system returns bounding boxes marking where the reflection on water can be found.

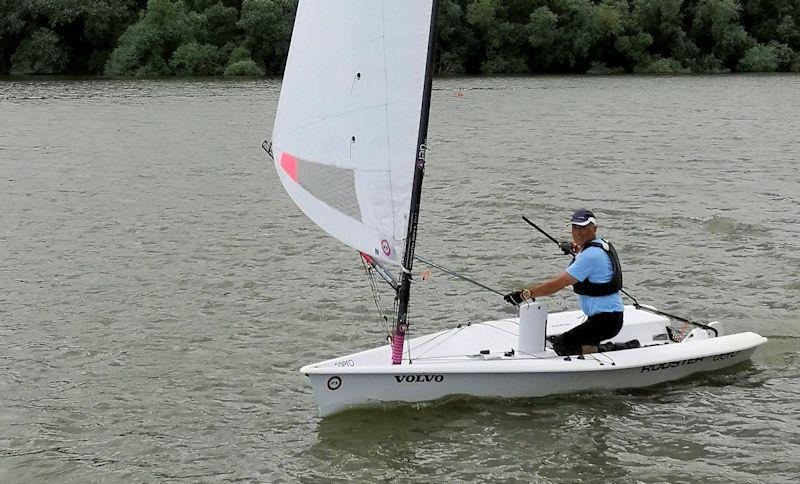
[311,364,765,481]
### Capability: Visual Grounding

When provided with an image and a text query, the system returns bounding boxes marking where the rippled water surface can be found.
[1,76,799,482]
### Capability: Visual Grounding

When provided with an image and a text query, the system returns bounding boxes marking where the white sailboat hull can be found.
[300,306,767,417]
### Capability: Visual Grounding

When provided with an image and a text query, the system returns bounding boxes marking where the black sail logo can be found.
[394,374,444,383]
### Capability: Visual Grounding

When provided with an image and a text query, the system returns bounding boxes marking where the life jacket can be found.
[571,239,623,296]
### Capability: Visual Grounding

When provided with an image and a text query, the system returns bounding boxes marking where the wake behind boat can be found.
[266,0,766,417]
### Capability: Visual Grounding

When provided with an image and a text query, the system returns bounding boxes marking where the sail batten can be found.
[272,0,435,266]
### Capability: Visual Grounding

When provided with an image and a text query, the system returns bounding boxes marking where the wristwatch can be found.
[521,288,532,299]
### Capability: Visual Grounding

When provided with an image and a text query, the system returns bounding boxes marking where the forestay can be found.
[272,0,435,267]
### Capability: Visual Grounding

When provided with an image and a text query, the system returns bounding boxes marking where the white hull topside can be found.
[300,305,767,417]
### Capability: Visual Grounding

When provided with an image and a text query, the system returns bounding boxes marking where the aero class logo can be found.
[381,240,391,256]
[327,376,341,391]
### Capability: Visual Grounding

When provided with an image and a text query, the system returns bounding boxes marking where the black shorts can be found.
[550,311,624,356]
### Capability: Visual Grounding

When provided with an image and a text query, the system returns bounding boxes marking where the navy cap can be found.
[570,209,597,226]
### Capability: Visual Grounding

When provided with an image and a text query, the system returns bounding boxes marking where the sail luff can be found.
[392,0,439,365]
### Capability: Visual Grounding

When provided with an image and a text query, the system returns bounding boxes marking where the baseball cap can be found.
[570,209,597,226]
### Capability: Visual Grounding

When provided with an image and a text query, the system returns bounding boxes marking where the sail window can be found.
[283,152,362,221]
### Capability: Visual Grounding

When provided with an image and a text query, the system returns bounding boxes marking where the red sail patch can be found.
[280,152,298,182]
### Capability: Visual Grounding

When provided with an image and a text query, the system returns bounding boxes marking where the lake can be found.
[1,75,799,481]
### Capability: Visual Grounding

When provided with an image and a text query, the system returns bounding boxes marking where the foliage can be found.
[689,0,754,69]
[198,2,240,46]
[738,42,779,71]
[237,0,297,74]
[586,61,625,74]
[228,45,253,65]
[634,56,691,73]
[738,40,794,71]
[10,27,69,74]
[742,0,800,51]
[224,59,262,75]
[436,0,481,74]
[170,41,224,75]
[1,0,142,74]
[223,44,263,75]
[1,0,799,76]
[104,0,198,75]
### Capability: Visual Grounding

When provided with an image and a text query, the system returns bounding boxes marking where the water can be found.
[1,75,798,482]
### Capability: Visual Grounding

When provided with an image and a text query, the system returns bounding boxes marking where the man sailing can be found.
[504,209,624,355]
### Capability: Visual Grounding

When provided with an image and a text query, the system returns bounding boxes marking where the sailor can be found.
[504,209,624,355]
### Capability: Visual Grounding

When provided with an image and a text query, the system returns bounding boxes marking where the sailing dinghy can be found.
[267,0,767,417]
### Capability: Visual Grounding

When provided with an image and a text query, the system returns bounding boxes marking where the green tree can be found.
[738,41,777,70]
[105,0,198,75]
[738,40,794,70]
[1,0,142,74]
[741,0,800,50]
[465,0,500,32]
[10,27,69,74]
[170,41,224,74]
[223,44,263,75]
[436,0,481,74]
[0,0,31,73]
[80,1,146,72]
[527,5,566,71]
[537,0,629,72]
[589,0,631,68]
[465,0,503,72]
[630,0,684,58]
[775,14,800,50]
[614,30,654,70]
[689,0,754,69]
[198,2,241,47]
[237,0,297,74]
[224,58,263,75]
[4,1,144,74]
[634,56,690,73]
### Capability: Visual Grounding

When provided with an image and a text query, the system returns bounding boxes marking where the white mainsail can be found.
[271,0,435,266]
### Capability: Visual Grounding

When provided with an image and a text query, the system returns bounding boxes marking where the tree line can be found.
[1,0,799,76]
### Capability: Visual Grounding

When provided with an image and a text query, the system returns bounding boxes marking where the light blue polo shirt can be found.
[566,238,624,316]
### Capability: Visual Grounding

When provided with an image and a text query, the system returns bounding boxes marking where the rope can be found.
[361,258,391,335]
[406,326,466,359]
[414,254,504,295]
[585,351,617,367]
